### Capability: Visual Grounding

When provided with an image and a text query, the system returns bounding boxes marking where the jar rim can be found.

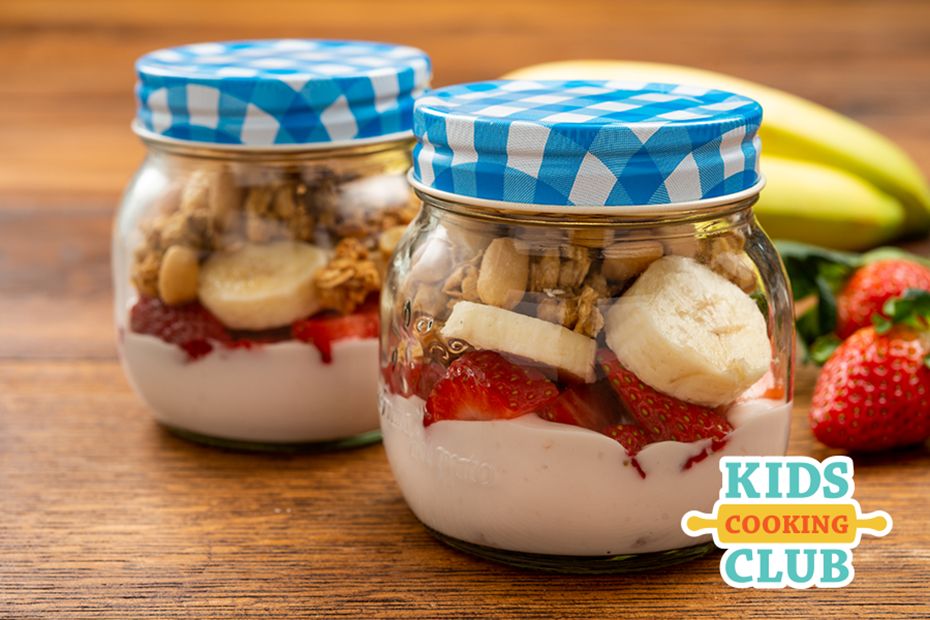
[132,120,415,154]
[407,169,766,216]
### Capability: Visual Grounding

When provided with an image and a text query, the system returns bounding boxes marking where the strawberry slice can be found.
[601,423,649,478]
[597,348,732,445]
[536,381,625,432]
[424,350,559,427]
[385,358,447,400]
[130,295,232,360]
[292,297,379,363]
[601,423,648,455]
[412,361,446,400]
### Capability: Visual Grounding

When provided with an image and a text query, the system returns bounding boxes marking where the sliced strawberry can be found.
[683,439,729,470]
[386,358,447,400]
[412,361,446,400]
[424,350,559,427]
[601,424,648,455]
[292,298,379,363]
[536,381,625,432]
[601,423,649,478]
[130,295,232,360]
[597,348,732,444]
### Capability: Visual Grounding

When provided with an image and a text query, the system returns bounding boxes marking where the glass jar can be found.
[114,39,431,450]
[379,80,794,572]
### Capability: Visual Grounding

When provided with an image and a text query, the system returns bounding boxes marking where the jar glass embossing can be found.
[113,40,431,450]
[379,80,794,572]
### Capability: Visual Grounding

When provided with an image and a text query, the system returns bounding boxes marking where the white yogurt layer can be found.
[121,331,380,443]
[380,391,791,556]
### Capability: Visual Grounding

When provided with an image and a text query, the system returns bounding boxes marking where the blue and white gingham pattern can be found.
[412,80,762,206]
[135,40,431,146]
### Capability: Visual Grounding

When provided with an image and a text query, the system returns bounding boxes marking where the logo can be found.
[682,456,892,589]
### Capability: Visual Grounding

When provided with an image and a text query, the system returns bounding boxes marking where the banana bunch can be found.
[502,61,930,251]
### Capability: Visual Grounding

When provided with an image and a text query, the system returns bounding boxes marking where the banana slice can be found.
[198,241,331,330]
[441,300,596,382]
[604,255,771,407]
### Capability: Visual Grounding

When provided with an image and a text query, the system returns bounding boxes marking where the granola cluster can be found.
[696,231,757,293]
[131,166,414,318]
[313,238,382,315]
[398,223,758,357]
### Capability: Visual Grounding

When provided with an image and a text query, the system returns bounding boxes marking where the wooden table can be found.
[2,1,928,617]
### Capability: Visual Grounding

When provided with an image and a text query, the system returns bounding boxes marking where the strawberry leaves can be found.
[776,241,857,364]
[873,289,930,334]
[873,289,930,370]
[776,241,930,364]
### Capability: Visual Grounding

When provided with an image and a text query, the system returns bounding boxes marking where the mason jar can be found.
[113,39,431,450]
[379,80,794,572]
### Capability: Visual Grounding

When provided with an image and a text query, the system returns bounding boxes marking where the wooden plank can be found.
[1,1,929,616]
[0,362,926,618]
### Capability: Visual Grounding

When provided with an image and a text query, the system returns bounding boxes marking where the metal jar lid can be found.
[134,39,432,147]
[411,80,762,208]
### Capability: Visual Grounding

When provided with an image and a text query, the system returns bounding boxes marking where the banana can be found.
[441,300,596,382]
[604,255,771,408]
[502,61,930,244]
[198,240,331,330]
[755,155,905,251]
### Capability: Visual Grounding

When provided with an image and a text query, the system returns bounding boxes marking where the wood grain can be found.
[1,1,928,617]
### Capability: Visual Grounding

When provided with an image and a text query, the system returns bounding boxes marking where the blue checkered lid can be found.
[412,80,763,207]
[134,39,431,146]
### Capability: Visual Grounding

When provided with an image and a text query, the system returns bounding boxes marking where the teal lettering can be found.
[765,461,783,499]
[787,461,820,499]
[820,549,852,584]
[724,548,754,584]
[786,549,817,584]
[823,460,850,499]
[758,549,783,584]
[725,461,760,499]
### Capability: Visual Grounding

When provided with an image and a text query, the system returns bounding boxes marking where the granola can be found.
[697,231,757,293]
[441,252,483,305]
[535,284,604,338]
[558,245,593,290]
[130,165,412,316]
[314,238,381,314]
[528,248,561,292]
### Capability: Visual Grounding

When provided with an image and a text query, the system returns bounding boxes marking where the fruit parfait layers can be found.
[379,80,795,572]
[113,40,431,449]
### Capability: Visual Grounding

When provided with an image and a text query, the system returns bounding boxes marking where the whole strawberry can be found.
[836,259,930,340]
[811,290,930,451]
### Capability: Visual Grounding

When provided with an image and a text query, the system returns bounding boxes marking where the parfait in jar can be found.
[114,39,430,449]
[379,80,793,571]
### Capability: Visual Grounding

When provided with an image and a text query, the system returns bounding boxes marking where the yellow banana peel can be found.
[501,61,930,247]
[756,155,904,251]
